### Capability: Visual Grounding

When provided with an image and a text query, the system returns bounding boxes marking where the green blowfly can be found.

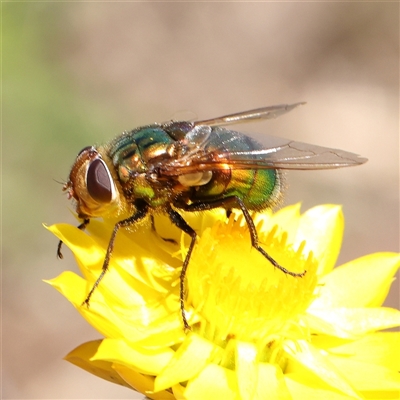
[58,103,367,329]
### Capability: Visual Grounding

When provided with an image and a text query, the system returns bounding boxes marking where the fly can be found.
[57,102,367,330]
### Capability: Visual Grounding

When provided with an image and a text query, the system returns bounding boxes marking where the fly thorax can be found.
[114,147,147,184]
[118,173,160,206]
[165,141,190,158]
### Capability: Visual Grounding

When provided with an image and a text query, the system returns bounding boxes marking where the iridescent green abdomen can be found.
[191,127,281,210]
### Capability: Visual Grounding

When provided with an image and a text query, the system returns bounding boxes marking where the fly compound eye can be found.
[78,145,94,157]
[86,159,113,203]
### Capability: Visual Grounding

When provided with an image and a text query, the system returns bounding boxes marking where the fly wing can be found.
[194,102,306,127]
[214,141,367,170]
[158,125,367,177]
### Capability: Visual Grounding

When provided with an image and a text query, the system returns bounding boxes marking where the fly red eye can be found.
[86,159,113,203]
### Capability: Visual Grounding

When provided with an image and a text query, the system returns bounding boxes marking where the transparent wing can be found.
[158,125,367,176]
[212,140,367,169]
[194,102,306,127]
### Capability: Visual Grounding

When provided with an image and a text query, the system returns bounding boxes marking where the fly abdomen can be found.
[190,167,281,211]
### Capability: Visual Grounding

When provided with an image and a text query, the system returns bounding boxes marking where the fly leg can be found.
[225,209,233,219]
[82,200,149,307]
[232,198,306,277]
[150,215,178,244]
[178,196,306,278]
[57,218,90,259]
[166,207,197,331]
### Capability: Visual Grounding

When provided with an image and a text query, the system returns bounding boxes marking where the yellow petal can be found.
[284,340,361,399]
[113,364,176,400]
[255,363,292,400]
[47,222,185,342]
[254,203,301,244]
[45,272,178,342]
[184,364,238,400]
[303,312,360,339]
[361,390,400,399]
[171,383,187,400]
[48,222,179,294]
[44,271,86,306]
[320,332,400,371]
[285,374,357,399]
[64,340,132,389]
[307,307,400,336]
[311,253,400,308]
[92,338,174,375]
[87,218,182,289]
[46,223,104,279]
[328,356,400,391]
[94,217,180,268]
[154,333,222,392]
[296,204,344,276]
[361,390,400,400]
[44,272,126,339]
[235,341,258,399]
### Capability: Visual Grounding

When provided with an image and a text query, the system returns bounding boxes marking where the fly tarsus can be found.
[57,218,90,259]
[255,245,306,277]
[57,241,64,259]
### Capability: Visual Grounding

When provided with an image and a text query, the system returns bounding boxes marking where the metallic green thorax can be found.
[105,123,280,211]
[107,125,175,207]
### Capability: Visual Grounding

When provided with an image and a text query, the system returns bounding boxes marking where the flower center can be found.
[186,215,318,343]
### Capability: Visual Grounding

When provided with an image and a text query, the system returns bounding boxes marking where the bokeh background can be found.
[3,2,399,399]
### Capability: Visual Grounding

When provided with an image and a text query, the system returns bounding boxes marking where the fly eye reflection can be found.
[86,159,113,203]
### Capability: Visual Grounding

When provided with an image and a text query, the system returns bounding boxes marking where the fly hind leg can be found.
[178,196,306,278]
[233,198,307,278]
[166,207,197,331]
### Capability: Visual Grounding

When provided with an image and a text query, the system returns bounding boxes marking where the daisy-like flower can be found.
[45,204,400,399]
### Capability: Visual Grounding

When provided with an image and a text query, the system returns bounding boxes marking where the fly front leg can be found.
[179,196,306,278]
[82,200,149,307]
[166,207,197,331]
[57,218,90,259]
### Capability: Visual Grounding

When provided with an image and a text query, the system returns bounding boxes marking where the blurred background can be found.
[3,2,399,399]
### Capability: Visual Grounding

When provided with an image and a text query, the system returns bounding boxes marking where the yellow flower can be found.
[45,204,400,399]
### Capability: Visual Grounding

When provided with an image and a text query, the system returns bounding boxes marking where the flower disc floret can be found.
[187,214,318,342]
